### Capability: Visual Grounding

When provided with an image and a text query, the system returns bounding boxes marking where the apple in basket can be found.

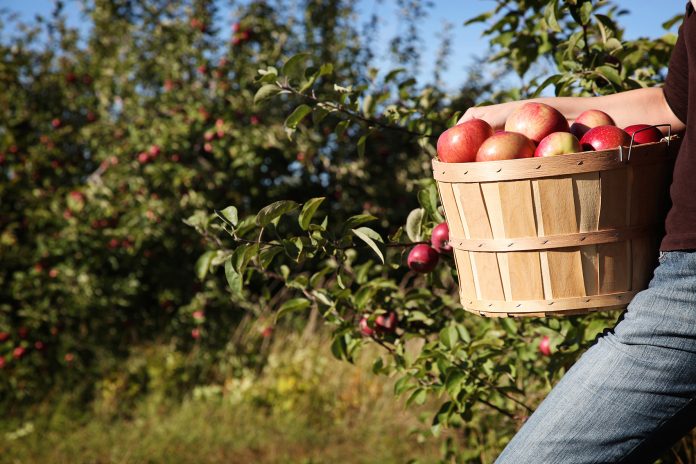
[534,132,582,157]
[570,109,615,139]
[504,102,569,144]
[580,126,631,151]
[475,131,536,162]
[437,118,494,163]
[624,124,662,145]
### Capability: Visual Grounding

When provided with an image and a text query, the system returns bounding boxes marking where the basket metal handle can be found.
[620,123,672,162]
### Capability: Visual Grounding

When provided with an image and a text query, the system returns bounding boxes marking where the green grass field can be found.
[1,334,466,464]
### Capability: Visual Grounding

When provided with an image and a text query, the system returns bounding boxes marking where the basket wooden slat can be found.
[456,182,505,301]
[574,172,601,297]
[434,138,678,317]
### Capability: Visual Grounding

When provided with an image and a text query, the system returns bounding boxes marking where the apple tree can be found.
[192,0,680,449]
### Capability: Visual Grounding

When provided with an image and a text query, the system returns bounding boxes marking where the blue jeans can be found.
[496,251,696,464]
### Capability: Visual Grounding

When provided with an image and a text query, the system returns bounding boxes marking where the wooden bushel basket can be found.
[432,135,678,317]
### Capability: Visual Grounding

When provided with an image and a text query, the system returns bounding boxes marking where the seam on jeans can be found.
[616,395,696,463]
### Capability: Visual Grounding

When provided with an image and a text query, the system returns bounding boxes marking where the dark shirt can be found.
[662,2,696,250]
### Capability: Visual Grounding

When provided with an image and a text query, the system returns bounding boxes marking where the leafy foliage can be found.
[194,0,679,438]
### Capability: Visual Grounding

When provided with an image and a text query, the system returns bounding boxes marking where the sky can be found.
[0,0,685,92]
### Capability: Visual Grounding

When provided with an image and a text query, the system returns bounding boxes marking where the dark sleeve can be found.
[664,21,689,125]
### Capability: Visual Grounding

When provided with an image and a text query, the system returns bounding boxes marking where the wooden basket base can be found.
[460,291,637,318]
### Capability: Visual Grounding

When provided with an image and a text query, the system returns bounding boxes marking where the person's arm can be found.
[459,87,686,135]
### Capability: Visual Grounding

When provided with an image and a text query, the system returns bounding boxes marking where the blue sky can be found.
[1,0,684,91]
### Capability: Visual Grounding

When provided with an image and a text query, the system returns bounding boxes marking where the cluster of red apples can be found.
[361,223,452,337]
[437,102,663,163]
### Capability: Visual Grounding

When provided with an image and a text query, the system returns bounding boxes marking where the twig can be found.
[279,84,433,140]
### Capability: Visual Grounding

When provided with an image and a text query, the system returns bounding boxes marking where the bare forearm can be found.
[461,87,686,135]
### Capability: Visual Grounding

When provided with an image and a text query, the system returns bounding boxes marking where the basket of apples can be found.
[432,102,677,317]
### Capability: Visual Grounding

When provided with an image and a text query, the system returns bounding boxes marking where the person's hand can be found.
[457,101,524,131]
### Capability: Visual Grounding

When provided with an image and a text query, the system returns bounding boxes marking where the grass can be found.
[1,333,451,464]
[4,328,694,464]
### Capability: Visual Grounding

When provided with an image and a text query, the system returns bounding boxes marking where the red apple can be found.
[504,102,569,144]
[137,152,149,164]
[261,326,273,338]
[534,132,581,157]
[570,109,615,140]
[580,125,631,151]
[407,244,439,273]
[475,131,535,162]
[0,332,9,342]
[359,316,375,336]
[34,341,45,351]
[624,124,662,145]
[437,119,494,163]
[538,335,551,356]
[375,312,398,333]
[191,328,201,339]
[0,356,5,368]
[18,327,28,339]
[431,222,452,253]
[192,310,205,321]
[13,346,26,359]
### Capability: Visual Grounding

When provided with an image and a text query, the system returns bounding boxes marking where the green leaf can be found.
[596,65,622,87]
[500,317,517,336]
[405,208,424,242]
[275,298,311,322]
[285,104,312,130]
[312,107,330,125]
[357,134,367,158]
[418,184,440,220]
[447,112,462,128]
[233,243,259,274]
[343,214,377,231]
[299,197,325,230]
[439,325,459,349]
[259,247,283,269]
[331,334,348,360]
[311,289,334,307]
[383,68,405,83]
[394,376,412,396]
[456,325,471,344]
[531,74,561,98]
[256,200,300,227]
[218,206,238,227]
[195,251,216,280]
[544,0,561,33]
[605,38,623,52]
[464,11,492,26]
[282,53,311,80]
[445,371,466,397]
[579,1,593,25]
[335,119,350,138]
[254,84,280,105]
[407,388,427,406]
[224,260,243,295]
[352,227,385,264]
